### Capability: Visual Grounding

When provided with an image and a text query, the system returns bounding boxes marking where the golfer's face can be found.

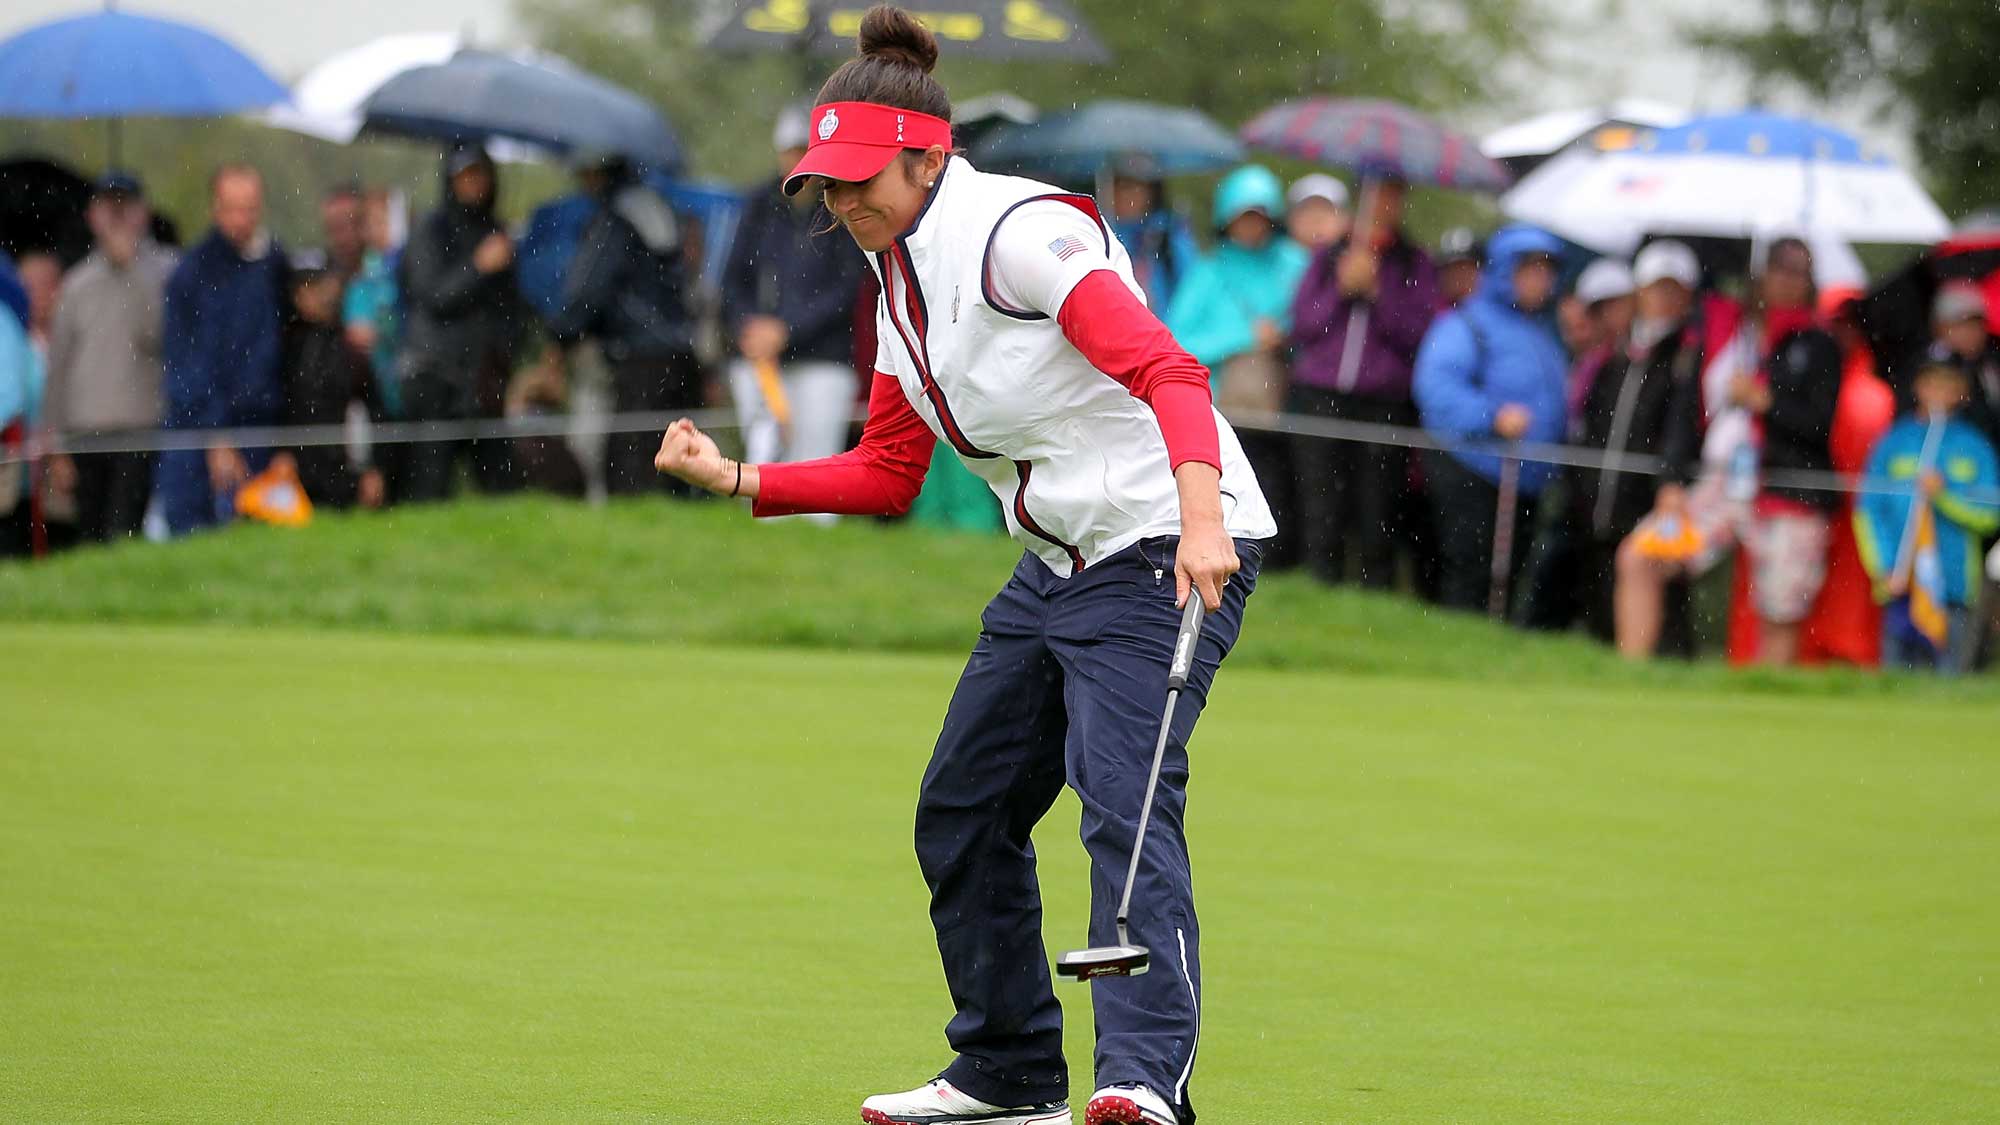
[821,162,923,253]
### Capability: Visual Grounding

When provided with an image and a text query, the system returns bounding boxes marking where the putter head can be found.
[1055,943,1150,980]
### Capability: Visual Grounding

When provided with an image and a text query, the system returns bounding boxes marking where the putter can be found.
[1056,594,1207,982]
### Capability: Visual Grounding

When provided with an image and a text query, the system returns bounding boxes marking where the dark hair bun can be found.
[858,5,940,74]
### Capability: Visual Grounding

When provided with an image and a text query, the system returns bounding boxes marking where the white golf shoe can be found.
[1084,1082,1177,1125]
[860,1077,1072,1125]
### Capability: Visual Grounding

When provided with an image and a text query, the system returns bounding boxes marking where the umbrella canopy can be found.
[1240,97,1511,193]
[264,31,462,143]
[0,157,91,265]
[1502,110,1951,255]
[972,99,1241,182]
[708,0,1109,63]
[1855,233,2000,390]
[1480,99,1688,178]
[361,50,682,171]
[0,8,286,117]
[953,92,1036,151]
[1954,207,2000,237]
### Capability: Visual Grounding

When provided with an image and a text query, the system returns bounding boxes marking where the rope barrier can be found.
[12,404,1995,504]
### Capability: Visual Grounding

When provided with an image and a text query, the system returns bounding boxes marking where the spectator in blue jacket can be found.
[1106,153,1199,312]
[548,150,700,496]
[157,164,289,537]
[1854,349,2000,673]
[1413,224,1569,613]
[0,252,27,329]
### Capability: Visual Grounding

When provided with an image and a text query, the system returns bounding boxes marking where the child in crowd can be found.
[1854,347,2000,673]
[281,253,384,510]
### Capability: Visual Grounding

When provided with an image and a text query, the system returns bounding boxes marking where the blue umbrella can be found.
[972,99,1242,182]
[0,8,287,118]
[362,51,683,173]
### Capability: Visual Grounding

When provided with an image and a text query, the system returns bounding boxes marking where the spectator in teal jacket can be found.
[1166,164,1309,564]
[1165,165,1309,392]
[1855,349,2000,673]
[0,300,45,555]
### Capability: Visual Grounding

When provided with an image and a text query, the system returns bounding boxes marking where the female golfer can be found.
[654,8,1273,1124]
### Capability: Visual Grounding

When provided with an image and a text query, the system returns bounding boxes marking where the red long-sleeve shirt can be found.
[753,269,1220,518]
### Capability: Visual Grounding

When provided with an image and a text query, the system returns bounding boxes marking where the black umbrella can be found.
[708,0,1109,63]
[1855,232,2000,397]
[0,157,92,266]
[361,50,683,172]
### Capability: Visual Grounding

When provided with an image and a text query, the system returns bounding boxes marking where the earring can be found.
[925,180,935,188]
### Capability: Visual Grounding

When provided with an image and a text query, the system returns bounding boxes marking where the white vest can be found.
[870,157,1276,576]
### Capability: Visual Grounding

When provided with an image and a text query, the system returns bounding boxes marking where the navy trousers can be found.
[921,535,1263,1123]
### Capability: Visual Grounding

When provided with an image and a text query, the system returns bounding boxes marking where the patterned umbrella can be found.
[1240,97,1511,194]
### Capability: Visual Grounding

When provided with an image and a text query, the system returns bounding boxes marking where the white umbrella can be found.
[263,31,462,143]
[1806,231,1867,290]
[1502,109,1950,256]
[1480,99,1687,162]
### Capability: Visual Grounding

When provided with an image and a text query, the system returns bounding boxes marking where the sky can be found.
[0,0,1909,163]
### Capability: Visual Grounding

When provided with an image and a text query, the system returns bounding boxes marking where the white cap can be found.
[1575,257,1636,305]
[772,102,812,152]
[1633,239,1700,290]
[1287,173,1349,210]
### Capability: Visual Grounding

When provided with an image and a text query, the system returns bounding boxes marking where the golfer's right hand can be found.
[654,418,737,495]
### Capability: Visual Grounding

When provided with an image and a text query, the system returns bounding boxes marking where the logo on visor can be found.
[896,113,906,142]
[818,108,839,141]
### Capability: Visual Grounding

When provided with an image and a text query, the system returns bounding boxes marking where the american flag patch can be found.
[1048,235,1089,261]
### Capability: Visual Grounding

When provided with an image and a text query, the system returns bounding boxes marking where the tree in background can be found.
[1690,0,2000,215]
[518,0,1542,186]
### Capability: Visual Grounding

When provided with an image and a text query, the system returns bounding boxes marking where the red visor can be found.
[782,101,953,196]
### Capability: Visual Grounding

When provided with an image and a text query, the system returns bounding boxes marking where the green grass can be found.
[3,496,1993,698]
[3,624,1995,1122]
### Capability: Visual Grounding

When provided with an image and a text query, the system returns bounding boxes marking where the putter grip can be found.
[1168,596,1206,691]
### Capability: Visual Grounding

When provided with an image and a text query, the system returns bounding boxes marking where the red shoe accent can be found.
[861,1111,891,1124]
[1085,1095,1146,1125]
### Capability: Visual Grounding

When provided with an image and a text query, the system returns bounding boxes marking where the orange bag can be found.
[234,457,314,527]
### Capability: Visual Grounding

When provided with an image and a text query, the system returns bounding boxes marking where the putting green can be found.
[3,623,1994,1122]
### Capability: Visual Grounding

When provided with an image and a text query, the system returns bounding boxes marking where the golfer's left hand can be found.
[1176,522,1240,612]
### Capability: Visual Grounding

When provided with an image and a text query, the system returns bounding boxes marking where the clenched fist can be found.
[654,418,754,498]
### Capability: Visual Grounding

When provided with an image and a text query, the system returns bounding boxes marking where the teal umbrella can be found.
[972,99,1242,181]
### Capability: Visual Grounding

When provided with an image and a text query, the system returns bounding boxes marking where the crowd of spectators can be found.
[1151,161,1999,673]
[4,114,1998,675]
